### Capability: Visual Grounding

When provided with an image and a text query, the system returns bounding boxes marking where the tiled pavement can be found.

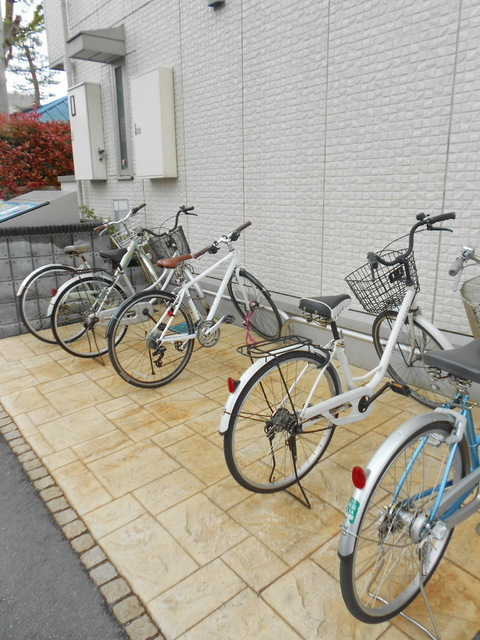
[0,326,479,640]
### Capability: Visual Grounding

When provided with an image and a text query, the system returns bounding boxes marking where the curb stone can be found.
[0,404,165,640]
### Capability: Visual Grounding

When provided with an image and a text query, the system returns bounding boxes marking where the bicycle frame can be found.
[152,246,242,343]
[220,281,419,435]
[404,400,480,533]
[47,234,173,325]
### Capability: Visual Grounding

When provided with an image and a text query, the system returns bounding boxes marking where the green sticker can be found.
[345,497,360,524]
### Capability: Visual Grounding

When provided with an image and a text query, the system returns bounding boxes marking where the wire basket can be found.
[149,226,191,261]
[461,275,480,338]
[111,224,143,249]
[345,248,419,315]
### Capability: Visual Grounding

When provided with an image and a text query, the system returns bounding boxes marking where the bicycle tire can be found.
[372,310,453,408]
[228,269,282,340]
[339,419,468,623]
[223,349,342,492]
[18,264,77,344]
[107,289,195,388]
[51,274,128,358]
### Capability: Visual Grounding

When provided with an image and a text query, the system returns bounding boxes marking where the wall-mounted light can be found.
[208,0,225,8]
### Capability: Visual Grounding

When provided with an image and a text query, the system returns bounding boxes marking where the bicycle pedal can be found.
[390,382,411,397]
[224,315,236,324]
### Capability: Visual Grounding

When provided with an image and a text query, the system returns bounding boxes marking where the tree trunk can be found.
[0,2,8,112]
[23,43,40,106]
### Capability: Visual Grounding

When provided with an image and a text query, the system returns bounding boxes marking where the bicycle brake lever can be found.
[429,225,453,233]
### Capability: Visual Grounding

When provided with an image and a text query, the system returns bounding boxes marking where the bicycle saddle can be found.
[156,254,193,269]
[99,248,128,267]
[299,294,351,321]
[423,339,480,383]
[64,243,91,257]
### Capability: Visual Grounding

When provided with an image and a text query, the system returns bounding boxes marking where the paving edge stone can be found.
[0,404,165,640]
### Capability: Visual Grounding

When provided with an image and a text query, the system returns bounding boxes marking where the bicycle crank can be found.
[196,319,220,347]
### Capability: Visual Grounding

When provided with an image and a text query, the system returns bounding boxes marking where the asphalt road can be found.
[0,434,128,640]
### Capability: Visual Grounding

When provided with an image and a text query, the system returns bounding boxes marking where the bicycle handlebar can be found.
[93,202,147,233]
[369,212,456,270]
[192,220,252,259]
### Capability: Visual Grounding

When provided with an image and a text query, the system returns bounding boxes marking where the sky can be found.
[4,0,69,103]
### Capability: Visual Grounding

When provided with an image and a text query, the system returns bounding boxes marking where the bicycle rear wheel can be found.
[51,275,127,358]
[372,310,453,408]
[18,265,77,344]
[107,290,195,388]
[228,270,282,340]
[340,420,468,623]
[223,349,341,492]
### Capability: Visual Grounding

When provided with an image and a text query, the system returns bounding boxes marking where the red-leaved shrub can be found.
[0,112,74,200]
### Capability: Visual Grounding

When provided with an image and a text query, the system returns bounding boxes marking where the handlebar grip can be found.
[93,224,107,232]
[179,205,195,214]
[429,211,456,225]
[449,256,465,277]
[131,203,147,215]
[233,220,252,234]
[192,245,212,259]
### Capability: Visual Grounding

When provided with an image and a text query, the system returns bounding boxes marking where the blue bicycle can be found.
[339,335,480,624]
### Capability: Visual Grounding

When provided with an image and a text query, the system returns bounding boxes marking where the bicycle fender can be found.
[46,272,116,318]
[338,410,456,558]
[16,263,69,296]
[218,345,314,435]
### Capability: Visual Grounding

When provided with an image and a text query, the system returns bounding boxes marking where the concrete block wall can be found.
[0,223,149,339]
[45,0,480,340]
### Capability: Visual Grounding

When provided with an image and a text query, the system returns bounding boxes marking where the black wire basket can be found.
[149,226,191,261]
[345,248,419,315]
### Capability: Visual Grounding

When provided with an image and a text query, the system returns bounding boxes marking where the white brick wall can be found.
[44,0,480,336]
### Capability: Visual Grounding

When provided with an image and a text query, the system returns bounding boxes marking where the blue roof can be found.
[35,96,69,122]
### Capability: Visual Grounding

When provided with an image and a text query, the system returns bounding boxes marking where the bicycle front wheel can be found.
[107,290,195,388]
[51,275,127,358]
[223,350,342,492]
[340,420,468,623]
[18,265,77,343]
[372,310,453,408]
[228,270,282,340]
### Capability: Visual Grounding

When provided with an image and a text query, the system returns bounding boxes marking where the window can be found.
[112,60,132,177]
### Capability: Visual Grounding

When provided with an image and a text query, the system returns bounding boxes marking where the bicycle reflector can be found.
[352,466,367,489]
[227,378,240,393]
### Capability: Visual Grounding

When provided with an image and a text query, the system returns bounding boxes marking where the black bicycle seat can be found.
[299,294,351,321]
[423,339,480,383]
[100,248,128,267]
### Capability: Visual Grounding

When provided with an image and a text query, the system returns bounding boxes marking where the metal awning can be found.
[67,26,125,63]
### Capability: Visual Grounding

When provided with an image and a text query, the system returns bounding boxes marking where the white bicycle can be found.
[106,220,282,388]
[220,212,456,495]
[338,245,480,636]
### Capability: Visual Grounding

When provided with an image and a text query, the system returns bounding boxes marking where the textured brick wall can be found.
[47,0,480,337]
[0,225,142,339]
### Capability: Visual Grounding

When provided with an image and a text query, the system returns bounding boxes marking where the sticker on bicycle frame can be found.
[345,497,360,524]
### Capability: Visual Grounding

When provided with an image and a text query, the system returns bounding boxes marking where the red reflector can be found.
[51,288,57,296]
[352,466,367,489]
[167,310,175,317]
[227,378,240,393]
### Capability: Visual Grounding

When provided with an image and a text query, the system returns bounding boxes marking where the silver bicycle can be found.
[48,204,194,358]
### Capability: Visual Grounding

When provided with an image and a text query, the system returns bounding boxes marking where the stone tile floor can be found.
[0,325,479,640]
